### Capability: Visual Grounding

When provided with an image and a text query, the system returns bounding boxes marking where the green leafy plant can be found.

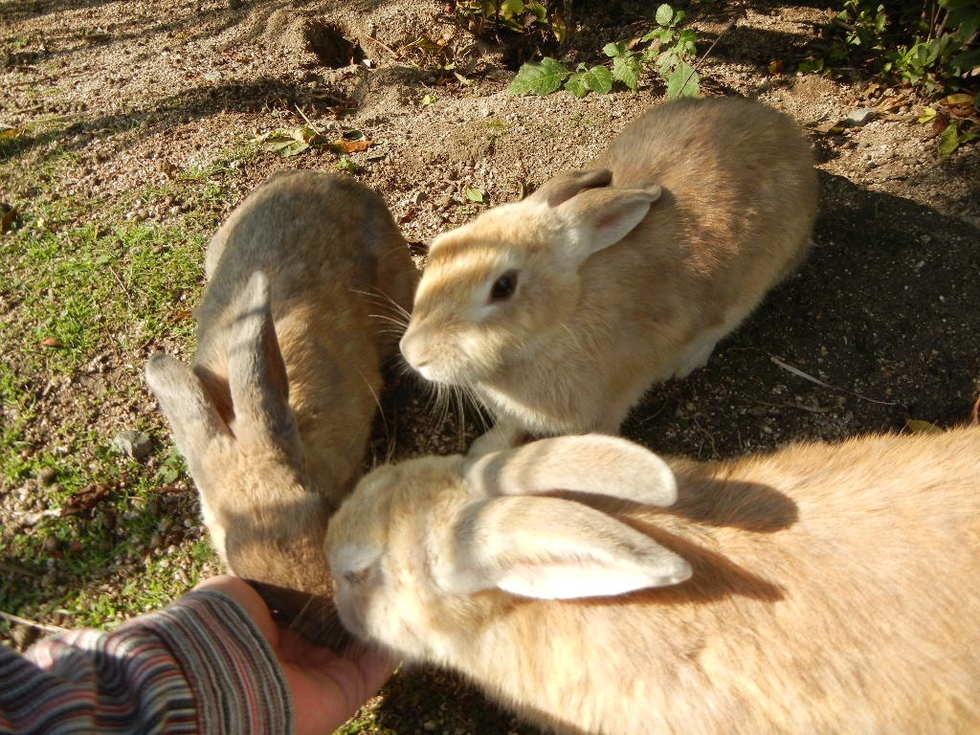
[509,4,700,98]
[640,4,701,98]
[918,93,979,156]
[802,0,979,92]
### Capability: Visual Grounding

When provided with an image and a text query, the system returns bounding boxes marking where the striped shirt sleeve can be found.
[0,590,294,734]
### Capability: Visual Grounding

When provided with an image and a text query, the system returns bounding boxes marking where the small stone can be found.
[112,430,153,461]
[0,202,16,233]
[845,108,876,127]
[37,467,58,486]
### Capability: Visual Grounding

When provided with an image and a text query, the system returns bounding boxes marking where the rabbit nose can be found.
[399,331,424,368]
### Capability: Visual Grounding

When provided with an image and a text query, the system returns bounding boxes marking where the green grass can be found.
[0,147,231,635]
[2,216,205,375]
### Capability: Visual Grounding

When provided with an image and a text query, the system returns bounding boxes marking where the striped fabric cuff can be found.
[135,589,294,734]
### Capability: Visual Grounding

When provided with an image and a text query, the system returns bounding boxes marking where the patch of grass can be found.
[0,147,223,635]
[181,142,257,182]
[3,211,205,376]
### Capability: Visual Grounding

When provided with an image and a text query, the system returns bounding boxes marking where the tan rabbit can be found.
[327,427,980,734]
[399,98,818,452]
[146,170,416,632]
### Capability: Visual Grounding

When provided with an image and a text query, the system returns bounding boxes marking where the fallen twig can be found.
[678,20,736,93]
[769,355,899,406]
[746,399,830,415]
[0,609,68,634]
[365,35,400,60]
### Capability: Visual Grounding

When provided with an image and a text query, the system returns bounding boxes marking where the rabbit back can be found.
[196,170,414,503]
[591,97,818,374]
[328,427,980,733]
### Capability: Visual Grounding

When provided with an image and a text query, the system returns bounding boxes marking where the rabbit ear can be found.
[444,495,691,599]
[464,434,677,507]
[227,271,297,449]
[528,168,613,207]
[145,353,229,457]
[552,185,661,265]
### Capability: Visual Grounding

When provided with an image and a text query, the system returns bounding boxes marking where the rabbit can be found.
[399,97,819,453]
[327,426,980,734]
[146,170,416,637]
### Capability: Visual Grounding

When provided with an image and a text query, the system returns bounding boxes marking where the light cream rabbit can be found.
[399,98,818,452]
[327,427,980,734]
[146,170,416,634]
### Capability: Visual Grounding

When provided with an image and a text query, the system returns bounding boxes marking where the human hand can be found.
[196,575,394,735]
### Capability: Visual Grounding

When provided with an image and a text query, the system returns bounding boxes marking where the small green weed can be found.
[509,4,701,98]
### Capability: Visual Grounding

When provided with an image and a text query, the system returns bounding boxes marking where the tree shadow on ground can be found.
[382,171,979,464]
[0,76,347,163]
[626,171,980,459]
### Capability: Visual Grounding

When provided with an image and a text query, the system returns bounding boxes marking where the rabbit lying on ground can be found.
[146,170,416,637]
[327,427,980,734]
[399,97,819,453]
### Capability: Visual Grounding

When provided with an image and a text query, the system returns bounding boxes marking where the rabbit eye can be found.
[489,270,519,303]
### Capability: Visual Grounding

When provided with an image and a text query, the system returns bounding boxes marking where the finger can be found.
[353,646,397,692]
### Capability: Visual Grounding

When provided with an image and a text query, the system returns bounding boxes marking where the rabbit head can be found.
[399,171,661,385]
[147,272,326,581]
[326,433,687,661]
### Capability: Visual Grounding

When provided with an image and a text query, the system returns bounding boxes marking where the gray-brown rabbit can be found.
[146,170,416,633]
[327,427,980,734]
[399,98,818,453]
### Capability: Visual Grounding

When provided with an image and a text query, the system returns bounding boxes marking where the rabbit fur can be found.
[327,427,980,734]
[146,170,416,605]
[399,98,819,452]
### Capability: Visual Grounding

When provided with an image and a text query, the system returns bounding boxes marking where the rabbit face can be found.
[327,456,476,660]
[400,202,581,385]
[400,176,660,388]
[326,435,686,663]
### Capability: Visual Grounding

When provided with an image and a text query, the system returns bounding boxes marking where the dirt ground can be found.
[1,0,978,732]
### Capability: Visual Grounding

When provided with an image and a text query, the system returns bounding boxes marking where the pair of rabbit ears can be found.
[441,435,691,600]
[526,168,662,266]
[145,272,299,461]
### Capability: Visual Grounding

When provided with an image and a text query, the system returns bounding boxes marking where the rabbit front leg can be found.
[468,419,529,457]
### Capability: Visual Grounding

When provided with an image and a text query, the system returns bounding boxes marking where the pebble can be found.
[846,108,876,127]
[37,467,58,486]
[112,430,153,461]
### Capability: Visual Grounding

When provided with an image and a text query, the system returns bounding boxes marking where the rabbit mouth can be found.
[407,353,472,384]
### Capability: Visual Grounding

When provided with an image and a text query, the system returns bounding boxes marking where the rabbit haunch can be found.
[146,170,415,605]
[400,98,818,452]
[327,428,980,735]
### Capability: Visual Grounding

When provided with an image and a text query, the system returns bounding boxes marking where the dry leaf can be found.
[329,139,374,154]
[61,483,113,516]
